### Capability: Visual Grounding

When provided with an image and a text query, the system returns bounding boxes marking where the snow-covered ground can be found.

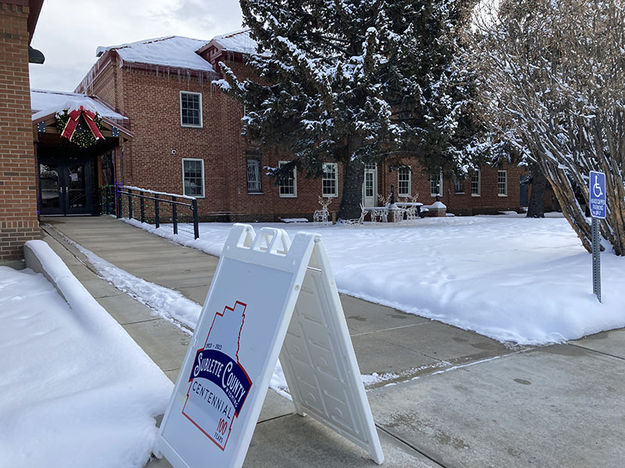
[0,266,172,468]
[68,238,392,392]
[125,214,625,345]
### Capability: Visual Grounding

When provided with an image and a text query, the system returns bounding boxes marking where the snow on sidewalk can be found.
[0,266,172,468]
[67,239,394,392]
[125,215,625,345]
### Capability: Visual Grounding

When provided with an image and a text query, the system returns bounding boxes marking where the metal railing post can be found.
[111,186,116,214]
[104,186,109,215]
[172,196,178,235]
[116,186,200,238]
[128,189,133,219]
[192,199,199,239]
[154,194,160,229]
[140,194,145,223]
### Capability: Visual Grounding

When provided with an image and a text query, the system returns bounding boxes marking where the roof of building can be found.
[27,0,44,45]
[30,89,128,122]
[95,36,215,73]
[211,29,260,55]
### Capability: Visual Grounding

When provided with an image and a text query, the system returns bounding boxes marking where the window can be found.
[279,161,297,197]
[454,176,464,194]
[430,171,443,197]
[247,159,262,193]
[322,163,338,197]
[498,170,508,196]
[180,91,202,127]
[471,170,481,196]
[398,166,411,197]
[182,159,204,197]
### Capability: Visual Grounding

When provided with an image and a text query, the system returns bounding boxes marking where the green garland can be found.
[55,110,105,148]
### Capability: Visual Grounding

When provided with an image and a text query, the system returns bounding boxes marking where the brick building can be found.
[61,30,521,222]
[0,0,44,261]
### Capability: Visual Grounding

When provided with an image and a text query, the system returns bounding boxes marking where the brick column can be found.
[0,2,40,262]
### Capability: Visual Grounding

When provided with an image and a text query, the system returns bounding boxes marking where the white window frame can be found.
[278,161,297,198]
[471,170,481,197]
[497,170,508,197]
[397,166,411,197]
[322,162,338,197]
[180,91,203,128]
[181,158,205,198]
[430,171,443,197]
[246,158,262,193]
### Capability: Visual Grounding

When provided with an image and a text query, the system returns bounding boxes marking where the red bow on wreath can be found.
[61,106,104,141]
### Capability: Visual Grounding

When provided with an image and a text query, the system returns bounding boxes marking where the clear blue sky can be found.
[29,0,243,92]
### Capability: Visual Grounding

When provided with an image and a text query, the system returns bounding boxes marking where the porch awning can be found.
[31,90,133,141]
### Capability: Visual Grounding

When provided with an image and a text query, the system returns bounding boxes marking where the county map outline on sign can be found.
[182,301,253,451]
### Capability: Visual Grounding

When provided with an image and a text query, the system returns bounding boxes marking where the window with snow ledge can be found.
[322,162,338,197]
[430,171,443,197]
[247,159,262,193]
[182,158,205,198]
[279,161,297,198]
[471,170,481,197]
[398,166,411,197]
[180,91,202,128]
[497,170,508,197]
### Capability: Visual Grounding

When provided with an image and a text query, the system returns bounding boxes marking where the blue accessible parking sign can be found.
[589,171,606,219]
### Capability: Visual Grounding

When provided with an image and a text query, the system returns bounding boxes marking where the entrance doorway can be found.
[362,163,378,207]
[39,157,96,215]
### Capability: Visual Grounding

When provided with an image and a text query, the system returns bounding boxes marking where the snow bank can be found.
[67,238,200,330]
[123,215,625,345]
[0,240,173,467]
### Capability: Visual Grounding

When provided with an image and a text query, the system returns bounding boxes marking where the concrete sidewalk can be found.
[41,216,625,467]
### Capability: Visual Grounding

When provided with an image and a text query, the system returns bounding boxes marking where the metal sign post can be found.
[589,171,606,303]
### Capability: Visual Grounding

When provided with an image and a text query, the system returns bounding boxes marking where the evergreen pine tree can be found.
[218,0,480,219]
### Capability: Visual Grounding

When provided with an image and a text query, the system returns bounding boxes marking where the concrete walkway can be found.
[41,216,625,467]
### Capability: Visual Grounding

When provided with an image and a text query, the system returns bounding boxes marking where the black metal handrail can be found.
[115,185,199,239]
[100,185,116,215]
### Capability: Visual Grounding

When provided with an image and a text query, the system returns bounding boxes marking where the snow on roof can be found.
[211,29,261,55]
[30,89,127,122]
[96,36,215,73]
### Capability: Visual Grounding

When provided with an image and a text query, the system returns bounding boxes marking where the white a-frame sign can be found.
[157,224,384,467]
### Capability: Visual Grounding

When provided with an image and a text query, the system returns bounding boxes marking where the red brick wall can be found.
[77,54,124,113]
[379,161,523,216]
[0,2,40,261]
[78,52,521,222]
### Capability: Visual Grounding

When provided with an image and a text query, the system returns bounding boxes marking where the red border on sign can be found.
[181,300,252,451]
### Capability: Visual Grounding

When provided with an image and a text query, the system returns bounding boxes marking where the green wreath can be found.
[55,110,105,148]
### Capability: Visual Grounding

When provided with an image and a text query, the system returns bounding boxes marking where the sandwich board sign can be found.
[156,224,384,467]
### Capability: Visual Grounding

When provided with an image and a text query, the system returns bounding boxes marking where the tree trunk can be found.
[338,159,365,220]
[526,165,546,218]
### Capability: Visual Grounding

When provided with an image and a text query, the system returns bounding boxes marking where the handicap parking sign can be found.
[589,171,606,219]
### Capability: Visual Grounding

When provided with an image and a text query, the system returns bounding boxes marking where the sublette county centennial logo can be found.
[182,301,252,450]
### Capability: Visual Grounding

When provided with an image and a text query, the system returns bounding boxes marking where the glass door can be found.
[362,163,378,207]
[39,158,95,215]
[39,163,64,215]
[66,162,89,214]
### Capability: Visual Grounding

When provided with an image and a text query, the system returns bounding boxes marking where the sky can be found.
[28,0,244,92]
